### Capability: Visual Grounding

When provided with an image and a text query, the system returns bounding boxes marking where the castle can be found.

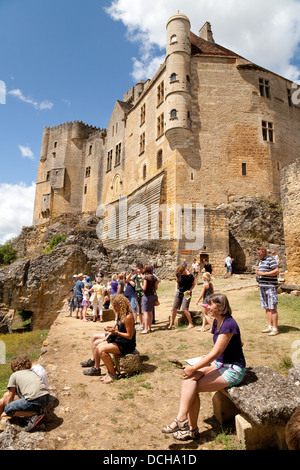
[33,13,300,275]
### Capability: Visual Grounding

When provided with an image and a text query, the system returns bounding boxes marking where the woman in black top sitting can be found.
[83,294,136,384]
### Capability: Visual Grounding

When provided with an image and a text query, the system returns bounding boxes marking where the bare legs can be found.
[165,365,228,432]
[169,308,194,329]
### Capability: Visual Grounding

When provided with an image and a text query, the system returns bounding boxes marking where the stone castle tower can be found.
[33,13,300,274]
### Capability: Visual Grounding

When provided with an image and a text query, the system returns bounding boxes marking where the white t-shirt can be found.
[31,364,49,387]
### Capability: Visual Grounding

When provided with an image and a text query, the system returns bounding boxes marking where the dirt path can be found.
[36,277,268,450]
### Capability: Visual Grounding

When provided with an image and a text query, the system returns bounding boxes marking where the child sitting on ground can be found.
[196,272,214,332]
[0,355,50,432]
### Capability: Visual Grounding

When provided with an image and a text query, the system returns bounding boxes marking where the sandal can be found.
[173,427,200,441]
[101,373,118,384]
[161,418,189,434]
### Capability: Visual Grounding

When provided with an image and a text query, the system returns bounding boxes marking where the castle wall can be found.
[280,159,300,286]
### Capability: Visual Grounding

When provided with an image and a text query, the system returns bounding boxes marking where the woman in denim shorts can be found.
[162,293,245,441]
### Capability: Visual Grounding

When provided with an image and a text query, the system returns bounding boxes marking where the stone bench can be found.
[170,310,202,327]
[212,366,300,450]
[86,308,115,322]
[113,349,142,377]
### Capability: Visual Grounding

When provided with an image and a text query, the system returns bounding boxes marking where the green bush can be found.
[0,241,18,265]
[42,233,67,254]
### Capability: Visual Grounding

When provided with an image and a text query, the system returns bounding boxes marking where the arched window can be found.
[157,149,163,169]
[170,73,177,83]
[170,34,177,44]
[170,109,177,119]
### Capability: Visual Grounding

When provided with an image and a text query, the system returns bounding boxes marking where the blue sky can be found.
[0,0,300,244]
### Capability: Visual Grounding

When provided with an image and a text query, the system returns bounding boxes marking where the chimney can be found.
[199,22,215,43]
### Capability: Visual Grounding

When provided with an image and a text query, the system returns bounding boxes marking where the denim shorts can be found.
[4,394,50,417]
[214,361,245,387]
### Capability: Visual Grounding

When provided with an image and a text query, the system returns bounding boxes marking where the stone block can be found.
[212,391,240,424]
[235,413,287,450]
[113,349,142,376]
[102,308,115,322]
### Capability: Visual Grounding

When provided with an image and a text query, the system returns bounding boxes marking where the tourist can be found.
[90,276,104,322]
[0,356,50,432]
[255,246,279,336]
[168,265,195,330]
[124,270,137,323]
[68,274,78,317]
[272,251,280,265]
[162,293,246,441]
[203,259,213,274]
[190,258,199,282]
[81,283,90,322]
[110,274,119,296]
[82,295,136,384]
[196,272,214,332]
[132,265,144,330]
[117,273,125,295]
[224,255,234,277]
[102,288,110,310]
[140,265,158,334]
[73,273,85,319]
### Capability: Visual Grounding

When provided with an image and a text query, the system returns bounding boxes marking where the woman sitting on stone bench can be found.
[162,293,246,441]
[81,294,136,384]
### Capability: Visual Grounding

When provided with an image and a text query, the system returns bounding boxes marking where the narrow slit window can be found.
[242,163,247,176]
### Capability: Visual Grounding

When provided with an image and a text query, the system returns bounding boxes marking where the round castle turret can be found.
[165,13,192,149]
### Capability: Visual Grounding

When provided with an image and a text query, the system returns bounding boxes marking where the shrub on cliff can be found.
[0,241,18,265]
[42,233,67,254]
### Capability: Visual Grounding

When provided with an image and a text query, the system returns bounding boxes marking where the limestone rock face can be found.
[217,197,285,273]
[0,213,177,331]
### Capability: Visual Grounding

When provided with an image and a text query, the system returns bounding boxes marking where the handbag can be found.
[154,292,160,306]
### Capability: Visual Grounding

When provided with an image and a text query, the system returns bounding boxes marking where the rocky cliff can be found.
[0,213,177,332]
[218,196,285,273]
[0,196,286,332]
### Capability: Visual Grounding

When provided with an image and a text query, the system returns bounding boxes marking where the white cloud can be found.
[105,0,300,82]
[18,145,35,160]
[0,182,36,244]
[8,88,54,110]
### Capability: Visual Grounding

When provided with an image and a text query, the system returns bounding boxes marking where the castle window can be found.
[107,149,113,172]
[242,163,247,176]
[88,145,92,155]
[139,132,145,155]
[262,121,274,142]
[46,171,50,182]
[157,113,164,138]
[170,109,177,119]
[259,78,270,98]
[143,164,147,180]
[52,152,56,158]
[157,81,164,106]
[85,166,91,178]
[84,185,87,195]
[170,34,177,44]
[170,73,177,83]
[140,104,146,125]
[186,75,190,82]
[157,149,163,169]
[54,142,57,148]
[115,143,121,166]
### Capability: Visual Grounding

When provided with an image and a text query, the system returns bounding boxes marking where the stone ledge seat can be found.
[113,349,142,377]
[212,366,300,450]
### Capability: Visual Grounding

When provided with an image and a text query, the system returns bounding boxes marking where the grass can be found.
[0,329,49,393]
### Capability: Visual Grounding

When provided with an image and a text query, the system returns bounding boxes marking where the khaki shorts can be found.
[172,293,191,311]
